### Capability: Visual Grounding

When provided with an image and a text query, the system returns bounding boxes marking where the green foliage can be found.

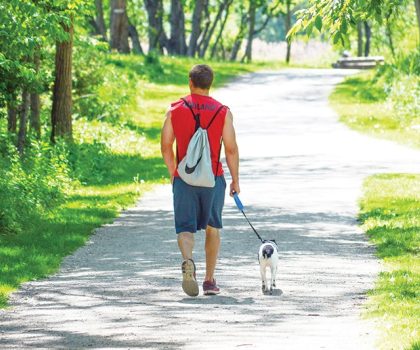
[288,0,417,48]
[0,136,72,235]
[360,174,420,350]
[72,36,110,120]
[330,49,420,148]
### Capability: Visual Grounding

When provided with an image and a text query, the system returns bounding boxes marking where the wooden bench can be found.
[332,56,385,69]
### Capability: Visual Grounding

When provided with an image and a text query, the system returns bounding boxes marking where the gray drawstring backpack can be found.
[177,98,225,188]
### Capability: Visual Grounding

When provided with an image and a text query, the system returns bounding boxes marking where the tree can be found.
[285,0,292,63]
[144,0,168,53]
[188,0,206,57]
[51,17,74,142]
[30,50,41,138]
[230,3,248,61]
[169,0,187,55]
[210,1,234,58]
[110,0,130,53]
[128,22,144,55]
[364,22,371,57]
[199,0,233,58]
[18,90,30,154]
[242,0,282,62]
[94,0,107,41]
[288,0,419,47]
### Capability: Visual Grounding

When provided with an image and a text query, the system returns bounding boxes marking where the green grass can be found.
[331,61,420,349]
[330,71,420,149]
[0,54,285,308]
[360,174,420,350]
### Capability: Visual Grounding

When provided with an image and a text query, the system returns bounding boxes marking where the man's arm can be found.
[222,109,240,196]
[161,109,176,183]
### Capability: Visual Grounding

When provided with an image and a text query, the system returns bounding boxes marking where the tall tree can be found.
[51,17,74,143]
[144,0,168,53]
[230,4,248,61]
[357,22,363,57]
[30,49,41,138]
[110,0,130,53]
[188,0,206,57]
[128,22,144,55]
[7,102,17,133]
[95,0,107,41]
[169,0,187,55]
[210,1,233,58]
[18,90,30,154]
[364,22,371,57]
[199,0,232,58]
[285,0,292,63]
[243,0,257,62]
[415,0,420,36]
[243,0,281,62]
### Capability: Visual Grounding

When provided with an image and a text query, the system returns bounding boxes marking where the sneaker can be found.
[203,279,220,295]
[181,259,199,297]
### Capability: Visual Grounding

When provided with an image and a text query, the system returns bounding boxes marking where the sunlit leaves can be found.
[287,0,413,46]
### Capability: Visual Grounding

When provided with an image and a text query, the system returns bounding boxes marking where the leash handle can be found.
[232,192,264,243]
[233,192,244,211]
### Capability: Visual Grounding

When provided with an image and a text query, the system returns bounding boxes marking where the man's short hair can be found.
[189,64,214,89]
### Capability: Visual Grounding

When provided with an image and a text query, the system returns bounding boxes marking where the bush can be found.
[374,49,420,124]
[0,136,72,235]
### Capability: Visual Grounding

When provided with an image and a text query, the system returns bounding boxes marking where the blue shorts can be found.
[172,176,226,234]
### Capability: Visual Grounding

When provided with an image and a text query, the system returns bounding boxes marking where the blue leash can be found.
[232,192,264,243]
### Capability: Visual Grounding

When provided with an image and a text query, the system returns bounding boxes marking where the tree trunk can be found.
[357,22,363,57]
[7,101,17,133]
[385,15,395,58]
[364,22,371,57]
[200,0,230,58]
[144,0,168,53]
[18,90,30,155]
[95,0,107,41]
[415,0,420,37]
[243,0,256,62]
[110,0,130,53]
[169,0,187,55]
[51,18,74,143]
[210,2,232,58]
[30,51,41,138]
[128,23,144,55]
[188,0,205,57]
[197,4,211,56]
[285,0,292,64]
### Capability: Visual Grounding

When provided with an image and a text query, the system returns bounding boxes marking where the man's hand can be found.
[230,181,240,197]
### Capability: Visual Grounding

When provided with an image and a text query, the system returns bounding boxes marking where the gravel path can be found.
[1,69,420,349]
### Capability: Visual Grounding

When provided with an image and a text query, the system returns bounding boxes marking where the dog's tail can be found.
[262,245,274,259]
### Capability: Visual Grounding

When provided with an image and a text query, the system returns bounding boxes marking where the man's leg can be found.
[178,232,199,297]
[177,232,194,260]
[204,225,220,282]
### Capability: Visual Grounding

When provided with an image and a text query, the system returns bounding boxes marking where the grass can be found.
[360,174,420,350]
[0,54,285,308]
[330,66,420,349]
[330,71,420,149]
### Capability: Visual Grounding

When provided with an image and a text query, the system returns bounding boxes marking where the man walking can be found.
[161,64,240,297]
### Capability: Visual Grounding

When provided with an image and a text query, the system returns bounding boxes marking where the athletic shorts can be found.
[172,176,226,234]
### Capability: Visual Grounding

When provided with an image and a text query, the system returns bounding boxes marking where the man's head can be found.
[189,64,214,91]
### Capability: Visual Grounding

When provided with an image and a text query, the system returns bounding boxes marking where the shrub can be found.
[0,137,72,235]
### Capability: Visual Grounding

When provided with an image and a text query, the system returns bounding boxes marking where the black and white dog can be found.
[258,240,279,294]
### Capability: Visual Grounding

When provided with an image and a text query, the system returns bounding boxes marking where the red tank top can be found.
[171,94,228,177]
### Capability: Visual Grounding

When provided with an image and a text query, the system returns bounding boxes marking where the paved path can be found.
[1,69,420,349]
